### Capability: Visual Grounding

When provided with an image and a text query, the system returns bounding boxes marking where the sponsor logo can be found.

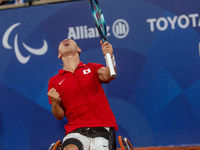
[67,26,110,40]
[83,68,91,74]
[103,145,108,147]
[112,19,129,39]
[67,19,129,40]
[147,13,200,32]
[2,22,48,64]
[59,78,65,85]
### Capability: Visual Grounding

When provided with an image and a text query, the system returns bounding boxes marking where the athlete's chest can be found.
[58,66,98,92]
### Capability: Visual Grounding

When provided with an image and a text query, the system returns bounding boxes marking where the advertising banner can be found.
[0,0,200,149]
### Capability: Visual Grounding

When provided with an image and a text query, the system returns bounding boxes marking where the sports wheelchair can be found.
[48,135,134,150]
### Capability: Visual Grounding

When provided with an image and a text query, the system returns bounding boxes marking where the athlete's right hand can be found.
[47,88,64,120]
[47,88,61,105]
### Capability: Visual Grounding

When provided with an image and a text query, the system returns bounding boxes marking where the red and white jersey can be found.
[48,62,118,134]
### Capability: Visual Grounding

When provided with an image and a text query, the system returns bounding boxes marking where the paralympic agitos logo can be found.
[2,22,48,64]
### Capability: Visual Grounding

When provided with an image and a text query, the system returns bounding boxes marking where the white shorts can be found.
[63,132,109,150]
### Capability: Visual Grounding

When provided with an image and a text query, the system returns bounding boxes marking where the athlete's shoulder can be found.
[87,62,104,68]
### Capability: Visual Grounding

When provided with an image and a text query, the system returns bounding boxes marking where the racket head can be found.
[89,0,107,42]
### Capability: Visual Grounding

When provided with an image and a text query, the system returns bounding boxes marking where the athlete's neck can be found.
[62,56,80,73]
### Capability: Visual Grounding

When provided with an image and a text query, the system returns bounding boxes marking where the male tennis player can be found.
[47,39,118,150]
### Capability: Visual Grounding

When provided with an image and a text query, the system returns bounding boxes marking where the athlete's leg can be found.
[62,133,90,150]
[90,137,109,150]
[63,144,79,150]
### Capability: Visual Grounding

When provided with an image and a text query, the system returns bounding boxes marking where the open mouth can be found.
[63,39,70,47]
[64,42,70,47]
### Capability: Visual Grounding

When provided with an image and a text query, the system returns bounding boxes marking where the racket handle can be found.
[106,53,116,77]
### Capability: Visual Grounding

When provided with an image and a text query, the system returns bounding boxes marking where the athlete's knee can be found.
[61,138,84,150]
[63,144,79,150]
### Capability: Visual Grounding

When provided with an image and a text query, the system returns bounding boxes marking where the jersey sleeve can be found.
[89,63,109,83]
[91,63,105,73]
[48,75,63,106]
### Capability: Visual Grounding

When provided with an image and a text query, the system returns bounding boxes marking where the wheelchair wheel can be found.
[48,140,62,150]
[118,135,134,150]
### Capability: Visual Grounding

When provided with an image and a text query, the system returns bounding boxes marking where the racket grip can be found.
[106,53,116,77]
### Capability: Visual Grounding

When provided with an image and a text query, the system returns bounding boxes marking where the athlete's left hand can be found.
[100,40,113,58]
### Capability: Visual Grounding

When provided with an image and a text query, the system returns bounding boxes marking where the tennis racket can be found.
[118,135,134,150]
[89,0,116,77]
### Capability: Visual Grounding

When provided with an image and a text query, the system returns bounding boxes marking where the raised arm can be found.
[98,41,117,82]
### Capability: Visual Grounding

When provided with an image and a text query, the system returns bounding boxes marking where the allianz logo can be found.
[67,19,129,40]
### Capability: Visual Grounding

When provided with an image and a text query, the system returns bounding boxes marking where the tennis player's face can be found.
[58,39,80,56]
